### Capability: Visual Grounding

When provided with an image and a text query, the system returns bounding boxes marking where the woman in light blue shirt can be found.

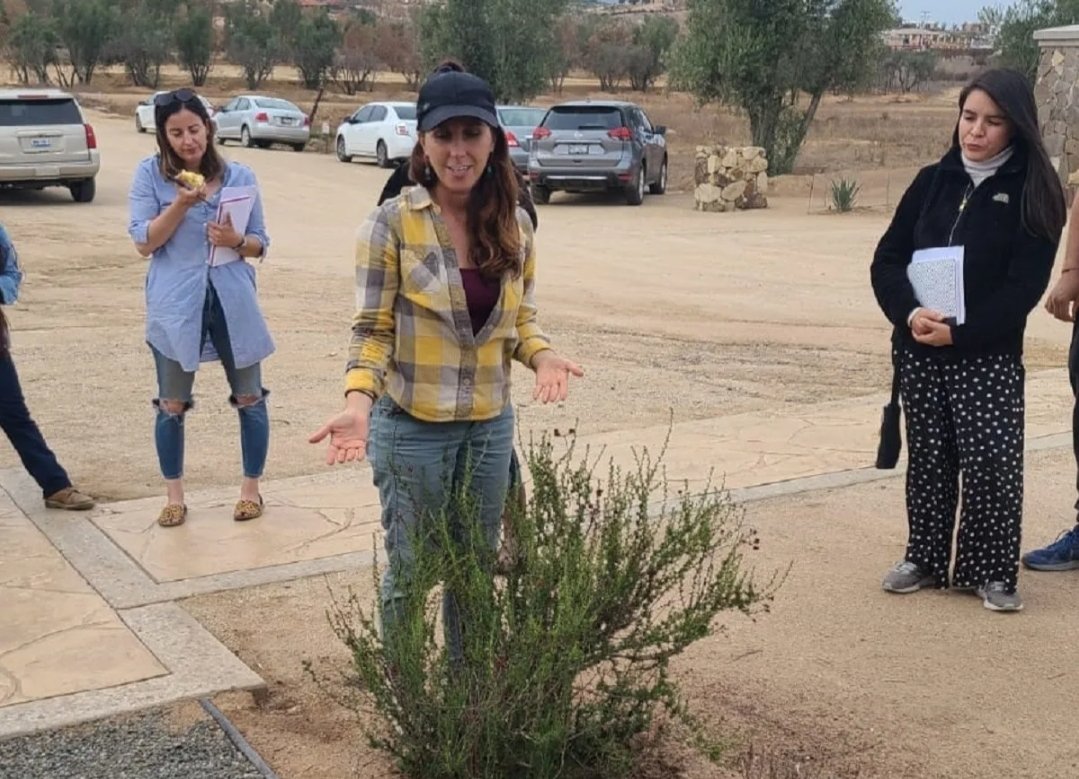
[128,89,274,528]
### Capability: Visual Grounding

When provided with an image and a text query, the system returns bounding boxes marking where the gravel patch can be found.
[0,706,266,779]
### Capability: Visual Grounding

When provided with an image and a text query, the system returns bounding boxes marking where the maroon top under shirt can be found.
[459,268,501,335]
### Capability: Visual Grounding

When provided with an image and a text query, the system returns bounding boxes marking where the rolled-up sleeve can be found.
[345,207,398,397]
[0,226,23,305]
[128,159,159,247]
[243,173,270,259]
[513,215,551,366]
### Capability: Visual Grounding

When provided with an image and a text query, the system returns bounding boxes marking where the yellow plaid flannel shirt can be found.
[345,186,551,422]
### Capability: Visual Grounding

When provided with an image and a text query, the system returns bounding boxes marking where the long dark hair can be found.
[409,124,522,279]
[154,90,226,183]
[953,69,1065,241]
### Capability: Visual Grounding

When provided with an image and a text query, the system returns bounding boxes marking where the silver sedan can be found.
[213,95,310,151]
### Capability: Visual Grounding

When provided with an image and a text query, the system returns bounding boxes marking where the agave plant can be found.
[829,178,861,212]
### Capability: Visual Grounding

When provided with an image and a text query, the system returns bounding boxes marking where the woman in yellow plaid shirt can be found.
[310,70,582,661]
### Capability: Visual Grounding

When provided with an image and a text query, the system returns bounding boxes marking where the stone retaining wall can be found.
[693,145,769,212]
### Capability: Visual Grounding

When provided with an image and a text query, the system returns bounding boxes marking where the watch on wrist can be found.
[233,235,246,251]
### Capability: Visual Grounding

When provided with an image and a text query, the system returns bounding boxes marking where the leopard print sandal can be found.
[157,503,188,527]
[233,496,264,522]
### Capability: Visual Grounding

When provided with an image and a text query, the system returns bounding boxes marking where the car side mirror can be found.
[654,125,667,136]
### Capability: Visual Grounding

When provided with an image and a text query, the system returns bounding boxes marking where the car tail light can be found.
[395,123,409,136]
[84,123,97,150]
[505,130,519,147]
[303,115,310,126]
[607,127,632,141]
[255,112,269,123]
[532,127,551,140]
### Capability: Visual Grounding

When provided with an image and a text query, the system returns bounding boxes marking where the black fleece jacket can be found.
[871,146,1061,358]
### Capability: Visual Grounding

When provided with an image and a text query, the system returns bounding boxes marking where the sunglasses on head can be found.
[153,88,199,108]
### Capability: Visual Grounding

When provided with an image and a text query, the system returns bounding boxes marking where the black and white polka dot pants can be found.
[898,349,1025,592]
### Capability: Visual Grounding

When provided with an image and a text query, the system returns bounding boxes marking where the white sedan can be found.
[335,101,417,168]
[134,91,214,133]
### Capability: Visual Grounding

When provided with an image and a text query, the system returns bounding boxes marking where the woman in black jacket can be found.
[870,69,1066,612]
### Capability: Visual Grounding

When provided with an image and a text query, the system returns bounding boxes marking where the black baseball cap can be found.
[416,71,499,132]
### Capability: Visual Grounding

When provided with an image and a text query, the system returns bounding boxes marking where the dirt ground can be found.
[1,82,1004,504]
[3,72,1076,777]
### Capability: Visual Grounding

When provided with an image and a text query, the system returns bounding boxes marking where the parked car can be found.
[0,89,99,203]
[335,102,417,168]
[497,105,547,174]
[213,95,310,151]
[135,91,215,134]
[527,100,667,206]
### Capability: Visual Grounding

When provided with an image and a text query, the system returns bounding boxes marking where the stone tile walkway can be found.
[0,491,165,709]
[0,368,1074,738]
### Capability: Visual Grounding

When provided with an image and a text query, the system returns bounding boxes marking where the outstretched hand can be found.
[531,351,584,404]
[308,405,370,465]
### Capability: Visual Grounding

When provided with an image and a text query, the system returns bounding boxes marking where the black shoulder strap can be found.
[890,344,901,407]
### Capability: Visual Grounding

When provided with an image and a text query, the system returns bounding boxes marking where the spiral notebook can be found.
[907,246,965,325]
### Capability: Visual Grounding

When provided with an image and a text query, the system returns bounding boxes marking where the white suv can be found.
[0,90,100,203]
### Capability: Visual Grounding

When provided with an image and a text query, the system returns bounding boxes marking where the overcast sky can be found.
[897,0,999,25]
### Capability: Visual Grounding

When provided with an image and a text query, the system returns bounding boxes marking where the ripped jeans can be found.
[151,286,269,480]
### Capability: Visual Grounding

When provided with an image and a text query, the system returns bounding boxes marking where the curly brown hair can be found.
[409,126,522,280]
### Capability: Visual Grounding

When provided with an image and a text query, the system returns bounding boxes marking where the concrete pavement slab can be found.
[0,491,165,711]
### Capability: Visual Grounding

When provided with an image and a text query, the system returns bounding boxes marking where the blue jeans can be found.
[0,352,71,497]
[369,396,515,663]
[151,285,269,480]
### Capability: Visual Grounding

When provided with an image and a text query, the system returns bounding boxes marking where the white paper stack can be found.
[907,246,966,325]
[209,185,258,267]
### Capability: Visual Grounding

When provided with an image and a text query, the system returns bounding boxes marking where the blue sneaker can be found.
[1021,526,1079,571]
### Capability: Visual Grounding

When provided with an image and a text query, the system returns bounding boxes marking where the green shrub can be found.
[829,178,861,212]
[326,434,778,779]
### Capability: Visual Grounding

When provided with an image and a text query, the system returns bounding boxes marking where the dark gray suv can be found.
[527,100,667,206]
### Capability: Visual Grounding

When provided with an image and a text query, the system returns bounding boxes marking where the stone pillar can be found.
[693,145,769,212]
[1034,25,1079,186]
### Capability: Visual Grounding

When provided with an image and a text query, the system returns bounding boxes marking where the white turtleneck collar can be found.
[962,145,1014,189]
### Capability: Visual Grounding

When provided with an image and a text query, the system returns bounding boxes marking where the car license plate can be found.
[567,143,589,155]
[280,117,295,126]
[31,138,52,149]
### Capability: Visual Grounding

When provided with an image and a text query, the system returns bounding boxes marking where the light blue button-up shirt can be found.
[128,156,274,372]
[0,224,23,305]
